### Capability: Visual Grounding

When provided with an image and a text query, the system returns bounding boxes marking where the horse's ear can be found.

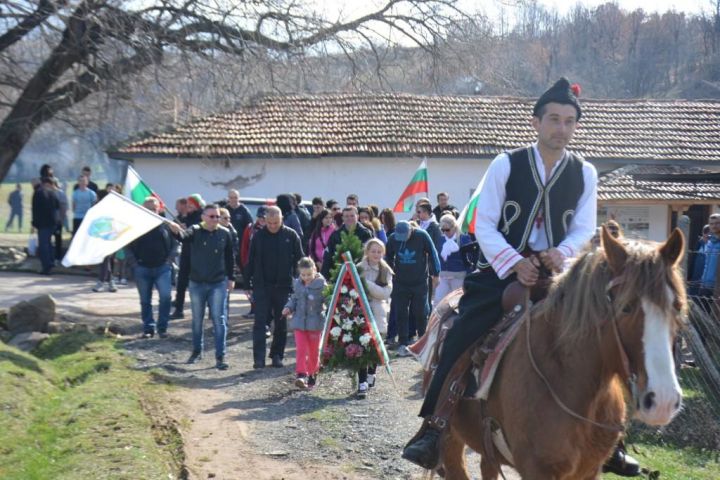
[659,228,685,267]
[601,225,627,274]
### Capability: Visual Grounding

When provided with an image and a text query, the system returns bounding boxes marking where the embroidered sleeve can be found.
[474,153,524,279]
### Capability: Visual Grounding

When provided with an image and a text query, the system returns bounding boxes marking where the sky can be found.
[317,0,710,20]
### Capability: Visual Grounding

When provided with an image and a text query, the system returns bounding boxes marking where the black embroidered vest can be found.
[499,146,585,252]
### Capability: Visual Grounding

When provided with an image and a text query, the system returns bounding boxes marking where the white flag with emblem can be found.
[61,191,165,267]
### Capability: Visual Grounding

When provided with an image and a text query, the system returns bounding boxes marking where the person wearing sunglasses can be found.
[169,204,235,371]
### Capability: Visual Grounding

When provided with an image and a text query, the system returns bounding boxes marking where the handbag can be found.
[27,235,38,256]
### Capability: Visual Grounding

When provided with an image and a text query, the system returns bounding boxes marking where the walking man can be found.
[5,183,23,231]
[245,206,304,368]
[129,197,177,338]
[173,204,235,370]
[31,177,59,275]
[385,220,440,356]
[71,175,96,235]
[320,206,373,278]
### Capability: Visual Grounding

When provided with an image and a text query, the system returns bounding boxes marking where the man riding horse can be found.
[402,78,641,477]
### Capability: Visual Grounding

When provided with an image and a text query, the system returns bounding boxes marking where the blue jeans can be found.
[37,227,54,273]
[135,264,172,334]
[189,279,228,359]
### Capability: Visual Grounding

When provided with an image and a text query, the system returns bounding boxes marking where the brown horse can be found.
[441,227,687,479]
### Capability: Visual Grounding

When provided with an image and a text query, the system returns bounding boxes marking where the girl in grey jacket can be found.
[283,258,327,389]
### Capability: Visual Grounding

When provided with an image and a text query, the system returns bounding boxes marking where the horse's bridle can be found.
[606,274,640,411]
[524,272,638,434]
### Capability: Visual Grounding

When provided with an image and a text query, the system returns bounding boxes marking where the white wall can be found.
[132,156,490,213]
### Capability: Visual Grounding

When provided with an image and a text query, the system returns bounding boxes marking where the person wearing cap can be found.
[171,193,205,319]
[385,220,440,357]
[400,78,639,475]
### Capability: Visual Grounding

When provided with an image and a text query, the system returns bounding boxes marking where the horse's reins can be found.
[524,270,635,434]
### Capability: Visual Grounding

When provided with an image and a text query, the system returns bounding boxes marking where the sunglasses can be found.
[206,215,220,219]
[441,228,452,232]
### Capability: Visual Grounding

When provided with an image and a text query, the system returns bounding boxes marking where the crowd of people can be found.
[134,190,465,384]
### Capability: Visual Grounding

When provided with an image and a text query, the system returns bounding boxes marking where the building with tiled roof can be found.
[112,93,720,163]
[110,92,720,243]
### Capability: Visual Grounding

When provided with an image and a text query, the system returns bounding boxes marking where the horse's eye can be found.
[673,299,682,312]
[621,303,633,314]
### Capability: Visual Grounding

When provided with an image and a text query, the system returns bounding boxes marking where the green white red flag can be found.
[459,184,481,235]
[393,159,429,213]
[124,165,165,211]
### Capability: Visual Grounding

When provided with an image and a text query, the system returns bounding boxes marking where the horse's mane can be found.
[537,240,687,346]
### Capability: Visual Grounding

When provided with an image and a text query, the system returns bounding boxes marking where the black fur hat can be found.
[533,77,582,120]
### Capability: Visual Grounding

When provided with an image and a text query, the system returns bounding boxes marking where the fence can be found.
[629,248,720,455]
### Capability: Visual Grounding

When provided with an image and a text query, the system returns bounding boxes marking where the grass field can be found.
[0,331,182,480]
[0,181,105,236]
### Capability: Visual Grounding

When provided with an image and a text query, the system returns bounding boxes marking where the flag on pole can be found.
[124,165,165,210]
[61,191,165,267]
[392,159,429,213]
[458,185,481,235]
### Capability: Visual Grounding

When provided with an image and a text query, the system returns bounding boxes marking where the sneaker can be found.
[142,332,154,339]
[92,281,103,292]
[307,375,317,389]
[158,331,168,339]
[216,357,229,370]
[242,312,255,319]
[187,351,202,364]
[396,345,412,357]
[271,355,283,368]
[265,325,272,338]
[295,375,308,390]
[119,278,128,286]
[170,310,184,320]
[367,374,376,388]
[357,382,369,399]
[107,281,117,293]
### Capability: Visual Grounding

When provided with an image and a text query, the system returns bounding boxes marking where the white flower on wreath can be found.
[341,285,348,294]
[359,333,372,347]
[342,334,353,344]
[354,317,365,326]
[342,319,354,331]
[333,314,342,325]
[330,326,342,338]
[349,289,359,299]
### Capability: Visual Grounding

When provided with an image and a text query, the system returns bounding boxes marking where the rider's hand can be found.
[512,257,540,287]
[539,248,564,273]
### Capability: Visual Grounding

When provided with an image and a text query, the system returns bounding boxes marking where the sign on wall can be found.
[598,205,650,239]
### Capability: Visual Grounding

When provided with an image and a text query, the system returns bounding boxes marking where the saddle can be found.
[425,275,551,432]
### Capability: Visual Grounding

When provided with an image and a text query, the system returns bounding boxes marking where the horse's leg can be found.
[440,429,470,480]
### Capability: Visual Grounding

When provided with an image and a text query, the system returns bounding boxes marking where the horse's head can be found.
[602,226,686,426]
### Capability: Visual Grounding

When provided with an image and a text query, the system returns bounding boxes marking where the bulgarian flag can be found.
[459,183,481,235]
[124,165,165,211]
[393,159,429,212]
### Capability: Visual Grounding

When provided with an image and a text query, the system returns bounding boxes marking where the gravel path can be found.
[0,272,519,479]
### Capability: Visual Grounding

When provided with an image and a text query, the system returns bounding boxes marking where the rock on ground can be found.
[8,294,55,334]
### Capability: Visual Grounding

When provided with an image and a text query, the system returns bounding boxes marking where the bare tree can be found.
[0,0,468,181]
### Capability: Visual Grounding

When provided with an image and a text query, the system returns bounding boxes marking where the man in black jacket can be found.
[171,194,204,319]
[128,197,177,338]
[320,206,373,278]
[245,206,304,368]
[31,177,59,275]
[172,204,235,370]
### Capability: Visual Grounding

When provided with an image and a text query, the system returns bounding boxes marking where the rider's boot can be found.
[402,418,443,470]
[602,441,641,477]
